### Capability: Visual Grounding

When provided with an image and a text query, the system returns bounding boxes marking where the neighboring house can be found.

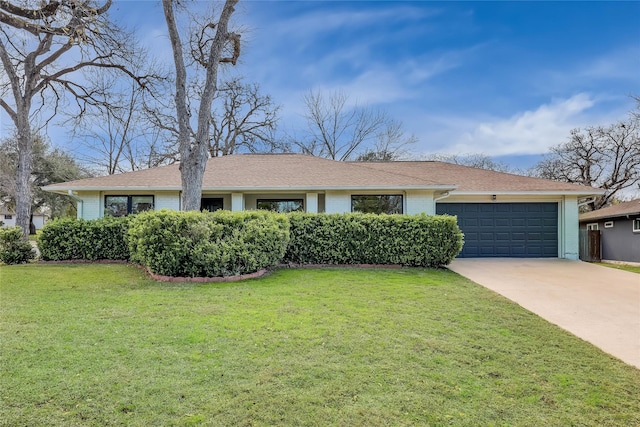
[42,153,603,259]
[579,199,640,263]
[1,210,49,230]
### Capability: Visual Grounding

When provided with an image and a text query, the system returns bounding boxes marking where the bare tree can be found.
[356,120,417,161]
[162,0,240,210]
[534,116,640,210]
[69,70,169,174]
[294,89,390,161]
[0,0,148,237]
[208,78,280,157]
[423,153,515,173]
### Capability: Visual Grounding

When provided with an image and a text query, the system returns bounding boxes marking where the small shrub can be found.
[38,216,130,261]
[128,209,290,277]
[0,227,35,265]
[285,212,463,267]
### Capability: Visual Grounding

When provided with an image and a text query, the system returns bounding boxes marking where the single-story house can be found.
[42,153,603,259]
[579,199,640,264]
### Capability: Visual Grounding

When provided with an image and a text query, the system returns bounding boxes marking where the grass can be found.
[1,264,639,426]
[596,262,640,274]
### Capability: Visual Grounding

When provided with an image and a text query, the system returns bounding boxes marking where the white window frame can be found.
[633,218,640,233]
[586,223,599,231]
[604,221,614,229]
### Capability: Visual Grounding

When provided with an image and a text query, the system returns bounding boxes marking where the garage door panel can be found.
[436,202,558,258]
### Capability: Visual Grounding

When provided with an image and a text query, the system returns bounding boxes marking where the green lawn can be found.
[1,264,639,426]
[596,262,640,274]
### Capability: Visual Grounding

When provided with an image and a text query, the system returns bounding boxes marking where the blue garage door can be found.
[436,203,558,258]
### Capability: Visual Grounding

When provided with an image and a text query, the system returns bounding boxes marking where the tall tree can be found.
[356,120,417,161]
[294,89,390,161]
[162,0,241,210]
[208,78,280,157]
[69,70,168,174]
[534,115,640,210]
[0,0,146,237]
[0,134,90,231]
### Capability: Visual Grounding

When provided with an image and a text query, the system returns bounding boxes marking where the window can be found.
[634,219,640,233]
[3,214,12,220]
[351,195,403,214]
[586,223,599,231]
[604,221,614,229]
[105,195,154,217]
[257,199,304,213]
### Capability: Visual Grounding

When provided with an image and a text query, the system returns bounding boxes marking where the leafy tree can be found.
[162,0,241,211]
[0,135,91,232]
[0,0,149,237]
[534,114,640,210]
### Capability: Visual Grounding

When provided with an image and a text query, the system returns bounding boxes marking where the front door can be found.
[200,197,224,212]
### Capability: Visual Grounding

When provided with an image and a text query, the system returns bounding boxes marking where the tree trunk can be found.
[15,107,32,239]
[163,0,239,211]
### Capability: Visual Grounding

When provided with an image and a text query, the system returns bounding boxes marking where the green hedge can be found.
[128,209,290,277]
[0,227,36,265]
[285,213,463,267]
[38,216,130,261]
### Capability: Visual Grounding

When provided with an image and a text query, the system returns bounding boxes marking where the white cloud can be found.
[429,93,598,156]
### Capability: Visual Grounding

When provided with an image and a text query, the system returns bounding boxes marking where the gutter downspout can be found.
[578,196,597,208]
[434,191,451,202]
[432,191,451,216]
[67,190,83,219]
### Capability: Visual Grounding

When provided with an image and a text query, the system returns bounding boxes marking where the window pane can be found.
[105,196,128,217]
[257,199,304,213]
[131,196,154,214]
[351,195,403,214]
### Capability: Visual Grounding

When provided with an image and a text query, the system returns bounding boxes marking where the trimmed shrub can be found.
[38,216,130,261]
[285,212,463,267]
[0,227,36,265]
[128,209,290,277]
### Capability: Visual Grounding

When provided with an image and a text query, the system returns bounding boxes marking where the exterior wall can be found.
[405,190,435,215]
[560,196,580,260]
[1,214,16,227]
[306,193,318,213]
[79,192,101,220]
[155,192,181,211]
[324,191,352,214]
[1,214,47,229]
[580,217,640,263]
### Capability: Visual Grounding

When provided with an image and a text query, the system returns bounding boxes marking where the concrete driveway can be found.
[448,258,640,369]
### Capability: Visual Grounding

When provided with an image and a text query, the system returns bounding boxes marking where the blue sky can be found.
[3,1,640,169]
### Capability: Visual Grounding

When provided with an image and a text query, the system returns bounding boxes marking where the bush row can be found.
[34,210,463,276]
[285,213,463,268]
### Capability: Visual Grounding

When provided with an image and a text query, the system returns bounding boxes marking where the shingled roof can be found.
[43,153,602,195]
[579,199,640,222]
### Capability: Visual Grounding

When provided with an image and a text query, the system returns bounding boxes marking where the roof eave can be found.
[450,190,606,196]
[43,184,458,193]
